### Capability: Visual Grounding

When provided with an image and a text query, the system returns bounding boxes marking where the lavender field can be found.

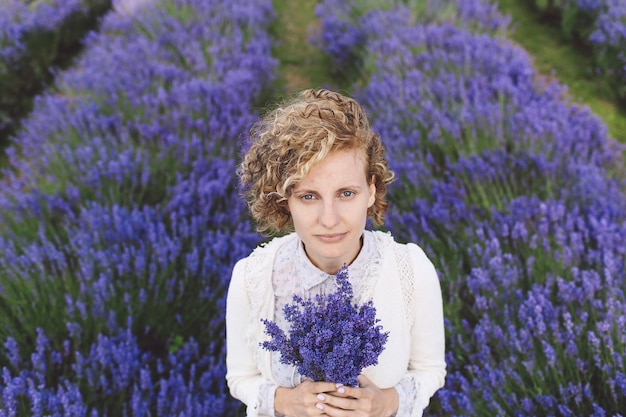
[0,0,624,416]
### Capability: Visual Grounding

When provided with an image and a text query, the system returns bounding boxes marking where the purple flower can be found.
[260,266,388,386]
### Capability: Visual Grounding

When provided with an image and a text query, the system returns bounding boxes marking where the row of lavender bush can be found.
[0,0,277,415]
[532,0,626,102]
[0,0,112,145]
[315,0,626,415]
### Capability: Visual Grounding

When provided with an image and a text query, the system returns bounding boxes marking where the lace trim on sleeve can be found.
[394,374,420,417]
[257,382,279,416]
[407,372,432,417]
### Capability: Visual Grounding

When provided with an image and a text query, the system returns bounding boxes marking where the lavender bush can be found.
[316,1,626,415]
[312,0,509,80]
[0,0,112,144]
[261,266,388,387]
[0,0,277,414]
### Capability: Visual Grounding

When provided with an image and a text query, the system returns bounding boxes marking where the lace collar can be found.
[293,231,376,290]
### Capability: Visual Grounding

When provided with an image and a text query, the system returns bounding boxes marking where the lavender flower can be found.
[260,266,388,387]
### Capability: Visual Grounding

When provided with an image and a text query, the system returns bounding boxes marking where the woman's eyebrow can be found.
[293,184,364,193]
[339,184,363,190]
[292,188,317,195]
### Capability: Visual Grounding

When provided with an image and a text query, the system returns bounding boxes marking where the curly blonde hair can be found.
[238,89,395,235]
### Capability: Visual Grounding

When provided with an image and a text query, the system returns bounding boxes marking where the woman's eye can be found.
[302,194,314,200]
[341,191,354,198]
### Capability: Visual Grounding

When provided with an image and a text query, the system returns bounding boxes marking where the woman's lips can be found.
[315,233,347,243]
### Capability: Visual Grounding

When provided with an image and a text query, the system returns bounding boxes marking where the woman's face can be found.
[287,148,376,275]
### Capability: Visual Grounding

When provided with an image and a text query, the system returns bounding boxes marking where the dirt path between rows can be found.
[273,0,340,94]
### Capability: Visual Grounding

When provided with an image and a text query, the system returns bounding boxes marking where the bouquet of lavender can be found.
[260,265,389,386]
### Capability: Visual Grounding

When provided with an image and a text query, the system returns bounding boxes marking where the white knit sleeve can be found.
[225,257,268,414]
[405,243,447,416]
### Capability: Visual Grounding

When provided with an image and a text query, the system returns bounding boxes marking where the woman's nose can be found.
[319,201,340,228]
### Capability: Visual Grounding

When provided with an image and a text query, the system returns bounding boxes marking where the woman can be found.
[226,89,446,417]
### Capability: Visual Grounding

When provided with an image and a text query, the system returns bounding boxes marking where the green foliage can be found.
[560,2,595,40]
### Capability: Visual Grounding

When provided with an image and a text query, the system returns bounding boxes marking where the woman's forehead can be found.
[294,149,369,187]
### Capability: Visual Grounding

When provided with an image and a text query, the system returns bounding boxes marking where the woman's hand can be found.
[274,379,339,416]
[314,374,399,417]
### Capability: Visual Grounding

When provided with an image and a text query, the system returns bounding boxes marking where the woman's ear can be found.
[367,177,376,208]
